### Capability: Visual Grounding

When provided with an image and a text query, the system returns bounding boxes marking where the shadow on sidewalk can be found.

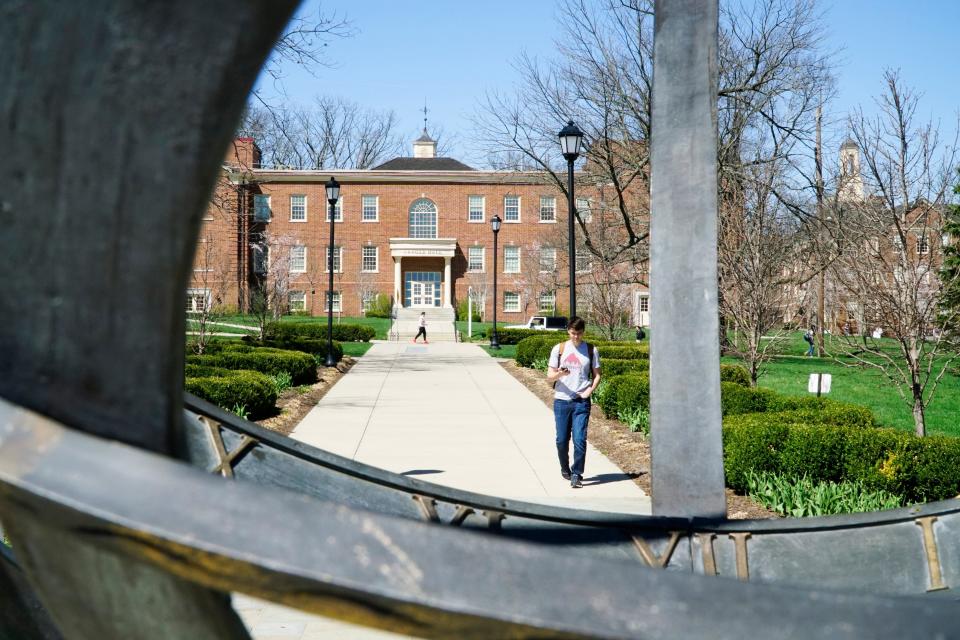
[582,472,640,487]
[401,469,445,476]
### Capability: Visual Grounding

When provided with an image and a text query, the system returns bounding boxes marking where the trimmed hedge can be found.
[719,381,780,416]
[266,321,375,342]
[516,335,562,367]
[719,364,750,386]
[602,359,649,376]
[185,369,278,418]
[596,373,649,419]
[187,347,317,385]
[485,328,554,345]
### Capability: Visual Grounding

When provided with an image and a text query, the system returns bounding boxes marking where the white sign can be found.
[807,373,832,394]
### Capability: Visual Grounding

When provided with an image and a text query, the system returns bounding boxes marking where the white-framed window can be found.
[362,195,378,222]
[504,246,520,273]
[575,248,592,273]
[326,245,342,273]
[468,195,485,222]
[185,289,211,314]
[576,197,591,223]
[253,245,269,274]
[326,198,343,222]
[504,195,520,222]
[409,198,438,238]
[918,235,930,254]
[361,291,377,312]
[253,194,271,221]
[538,291,556,314]
[504,292,520,313]
[639,296,649,313]
[361,246,378,272]
[288,290,306,312]
[468,246,485,272]
[325,291,342,313]
[290,245,307,273]
[290,194,307,222]
[539,196,556,222]
[539,247,557,272]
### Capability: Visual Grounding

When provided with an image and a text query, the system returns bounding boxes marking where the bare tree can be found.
[241,97,406,169]
[249,230,300,338]
[719,155,808,384]
[827,71,959,436]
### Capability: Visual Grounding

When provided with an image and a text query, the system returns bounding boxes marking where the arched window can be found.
[408,198,438,238]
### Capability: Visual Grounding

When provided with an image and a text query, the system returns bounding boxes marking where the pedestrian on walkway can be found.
[413,312,428,343]
[547,316,601,489]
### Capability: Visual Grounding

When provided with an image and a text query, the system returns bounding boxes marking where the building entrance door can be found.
[411,281,437,307]
[405,271,441,307]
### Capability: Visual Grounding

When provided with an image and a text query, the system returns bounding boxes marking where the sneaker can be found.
[570,474,582,489]
[561,470,571,481]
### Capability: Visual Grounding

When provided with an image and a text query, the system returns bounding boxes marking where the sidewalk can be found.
[235,341,650,638]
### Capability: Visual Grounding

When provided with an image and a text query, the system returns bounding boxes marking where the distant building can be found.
[190,133,650,323]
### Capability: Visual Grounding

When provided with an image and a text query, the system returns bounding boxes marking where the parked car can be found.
[504,316,568,330]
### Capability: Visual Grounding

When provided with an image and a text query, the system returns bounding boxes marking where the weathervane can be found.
[422,99,428,131]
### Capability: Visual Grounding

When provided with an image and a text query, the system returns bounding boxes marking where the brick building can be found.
[191,134,650,325]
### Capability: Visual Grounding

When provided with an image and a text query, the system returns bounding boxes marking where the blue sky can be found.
[255,0,959,167]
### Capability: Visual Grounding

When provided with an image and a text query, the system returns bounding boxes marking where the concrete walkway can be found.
[234,341,649,638]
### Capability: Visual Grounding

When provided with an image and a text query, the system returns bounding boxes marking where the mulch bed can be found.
[499,360,779,520]
[256,356,357,436]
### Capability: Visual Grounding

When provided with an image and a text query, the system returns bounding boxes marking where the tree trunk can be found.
[912,380,926,437]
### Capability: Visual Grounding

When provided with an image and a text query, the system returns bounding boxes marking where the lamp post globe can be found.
[558,120,583,319]
[490,214,502,350]
[324,176,340,367]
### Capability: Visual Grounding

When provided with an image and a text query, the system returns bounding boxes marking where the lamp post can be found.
[490,214,502,349]
[324,176,340,367]
[558,120,584,318]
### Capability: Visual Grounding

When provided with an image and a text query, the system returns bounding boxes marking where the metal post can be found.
[468,286,473,338]
[815,101,826,357]
[649,0,726,518]
[567,157,577,319]
[491,230,500,349]
[325,200,336,367]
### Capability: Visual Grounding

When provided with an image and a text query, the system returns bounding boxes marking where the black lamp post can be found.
[490,214,502,350]
[558,120,584,319]
[324,176,340,367]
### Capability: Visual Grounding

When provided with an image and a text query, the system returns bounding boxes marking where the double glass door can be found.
[411,281,437,307]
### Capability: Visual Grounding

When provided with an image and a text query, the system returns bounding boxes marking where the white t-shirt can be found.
[549,340,601,400]
[419,316,426,327]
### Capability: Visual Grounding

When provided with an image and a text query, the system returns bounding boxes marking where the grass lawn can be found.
[342,342,374,357]
[724,330,960,437]
[479,344,517,358]
[209,314,393,339]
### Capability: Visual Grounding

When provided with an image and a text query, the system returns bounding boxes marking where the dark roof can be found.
[840,137,858,149]
[416,129,435,143]
[372,157,474,171]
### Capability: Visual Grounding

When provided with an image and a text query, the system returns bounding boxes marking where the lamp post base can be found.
[490,332,500,350]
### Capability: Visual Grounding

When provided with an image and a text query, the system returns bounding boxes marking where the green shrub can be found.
[722,414,960,504]
[243,335,344,365]
[516,335,560,367]
[456,298,482,322]
[619,405,650,435]
[720,381,779,416]
[719,364,751,387]
[365,293,393,318]
[602,358,649,376]
[596,373,649,418]
[188,347,317,385]
[746,471,903,517]
[270,371,293,394]
[265,321,375,342]
[766,396,877,428]
[185,369,278,418]
[595,346,648,360]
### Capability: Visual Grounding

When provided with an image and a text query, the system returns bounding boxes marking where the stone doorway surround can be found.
[389,237,457,308]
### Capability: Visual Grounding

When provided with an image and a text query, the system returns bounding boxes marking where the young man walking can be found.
[547,317,601,488]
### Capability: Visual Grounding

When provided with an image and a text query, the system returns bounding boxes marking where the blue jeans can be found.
[554,397,591,477]
[806,342,814,356]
